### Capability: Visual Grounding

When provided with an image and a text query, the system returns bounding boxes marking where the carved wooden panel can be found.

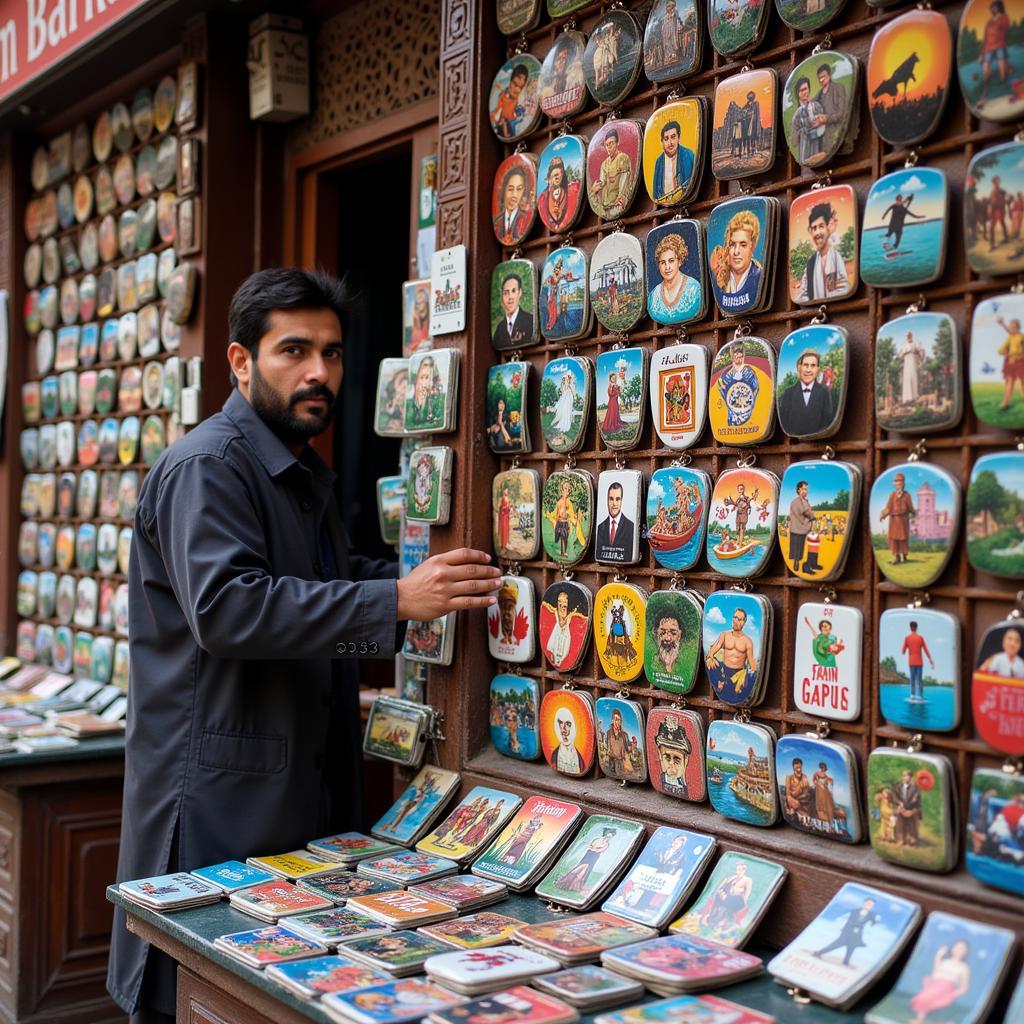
[178,966,278,1024]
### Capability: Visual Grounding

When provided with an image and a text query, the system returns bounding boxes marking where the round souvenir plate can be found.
[59,279,79,326]
[958,0,1024,124]
[539,688,597,777]
[539,579,593,674]
[488,53,543,142]
[138,304,161,356]
[95,368,117,414]
[119,364,143,412]
[537,134,587,235]
[99,321,119,364]
[118,208,138,257]
[117,528,133,576]
[595,581,648,684]
[41,237,60,284]
[35,330,55,376]
[153,135,178,190]
[73,174,94,223]
[161,309,181,350]
[97,523,118,575]
[24,198,41,241]
[118,260,138,312]
[166,264,195,323]
[498,0,541,34]
[76,524,98,573]
[141,414,165,465]
[78,370,98,415]
[38,190,58,237]
[156,191,177,243]
[79,222,99,271]
[60,237,81,280]
[113,153,136,205]
[79,275,98,323]
[643,0,702,83]
[142,361,164,408]
[111,102,133,153]
[539,30,587,120]
[24,291,41,334]
[162,357,180,409]
[154,75,177,132]
[93,112,113,163]
[590,232,646,333]
[94,164,116,215]
[133,87,154,142]
[98,214,118,264]
[57,181,75,230]
[157,247,176,294]
[96,268,117,318]
[39,285,59,329]
[80,471,100,519]
[587,119,644,220]
[99,416,119,464]
[72,122,91,172]
[136,252,158,303]
[31,146,49,192]
[136,198,157,252]
[117,313,138,361]
[24,242,42,288]
[775,0,847,32]
[584,10,644,107]
[135,145,157,197]
[118,416,140,465]
[491,154,539,248]
[77,419,99,466]
[118,470,139,519]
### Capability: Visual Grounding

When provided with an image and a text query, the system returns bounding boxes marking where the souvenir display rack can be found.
[427,0,1024,947]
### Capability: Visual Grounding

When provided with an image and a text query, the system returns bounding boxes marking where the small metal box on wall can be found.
[247,14,310,122]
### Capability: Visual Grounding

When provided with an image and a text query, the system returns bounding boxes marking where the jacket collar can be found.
[222,388,337,486]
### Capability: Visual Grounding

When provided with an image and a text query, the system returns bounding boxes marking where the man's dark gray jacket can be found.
[107,388,399,1014]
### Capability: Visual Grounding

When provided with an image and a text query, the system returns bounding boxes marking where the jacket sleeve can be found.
[146,453,399,661]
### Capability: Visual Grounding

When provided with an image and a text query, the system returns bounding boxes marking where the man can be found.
[554,708,586,775]
[545,588,574,669]
[790,76,826,166]
[655,714,691,798]
[537,156,580,234]
[901,620,934,701]
[705,607,758,699]
[490,62,530,139]
[990,174,1010,250]
[978,0,1010,109]
[814,897,879,966]
[779,350,834,438]
[797,203,849,302]
[981,625,1024,677]
[787,480,816,573]
[596,480,635,563]
[741,90,762,157]
[724,482,753,548]
[590,129,632,219]
[894,769,922,847]
[652,119,694,206]
[546,477,584,560]
[494,165,530,246]
[717,211,763,311]
[880,193,925,253]
[108,268,500,1023]
[492,273,534,350]
[814,63,848,158]
[784,757,814,821]
[492,579,520,647]
[605,708,629,777]
[652,609,687,678]
[879,471,915,565]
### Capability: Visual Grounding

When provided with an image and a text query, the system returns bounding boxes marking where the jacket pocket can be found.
[198,729,287,774]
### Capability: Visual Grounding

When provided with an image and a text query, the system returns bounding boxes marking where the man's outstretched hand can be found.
[396,548,501,621]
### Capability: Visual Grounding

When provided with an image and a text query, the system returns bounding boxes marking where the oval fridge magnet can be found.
[540,687,597,778]
[488,54,542,142]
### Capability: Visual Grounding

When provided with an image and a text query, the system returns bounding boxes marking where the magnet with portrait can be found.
[706,466,778,579]
[37,190,57,238]
[486,362,531,455]
[702,590,772,708]
[645,708,705,803]
[789,185,858,305]
[777,735,863,844]
[489,54,542,142]
[590,234,645,334]
[646,468,710,574]
[539,246,590,342]
[539,579,592,674]
[643,100,704,209]
[643,0,701,84]
[595,581,647,684]
[402,278,431,356]
[587,120,643,221]
[539,30,586,120]
[641,226,704,333]
[17,521,38,567]
[966,766,1024,896]
[706,197,776,316]
[540,687,596,778]
[595,348,646,451]
[59,279,79,327]
[793,602,863,722]
[490,675,541,761]
[596,696,647,784]
[708,336,775,446]
[584,9,643,107]
[776,325,847,441]
[374,358,409,438]
[541,468,593,566]
[492,468,541,562]
[498,0,540,35]
[491,259,538,351]
[782,52,859,169]
[55,524,76,571]
[869,462,961,590]
[867,746,957,873]
[973,618,1024,756]
[595,470,643,566]
[862,168,947,287]
[405,446,454,525]
[958,0,1024,123]
[705,718,778,826]
[176,62,200,128]
[135,145,156,198]
[405,348,459,434]
[117,261,138,312]
[644,589,703,695]
[967,451,1024,579]
[492,152,538,248]
[488,575,536,665]
[710,69,776,182]
[536,135,585,236]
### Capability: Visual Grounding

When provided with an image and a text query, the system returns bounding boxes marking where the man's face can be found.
[809,216,829,251]
[728,229,754,275]
[737,484,745,496]
[662,128,679,158]
[557,591,569,625]
[509,72,526,98]
[894,474,905,494]
[658,616,681,650]
[902,771,912,783]
[604,136,618,157]
[607,486,623,518]
[732,609,747,631]
[557,714,573,743]
[798,82,810,104]
[818,68,831,90]
[798,355,819,385]
[500,597,516,635]
[660,746,685,779]
[549,166,564,188]
[504,173,525,213]
[237,308,343,446]
[612,711,622,733]
[1005,629,1022,657]
[502,279,522,317]
[793,760,804,777]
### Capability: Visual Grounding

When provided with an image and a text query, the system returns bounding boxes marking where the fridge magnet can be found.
[135,145,156,197]
[56,471,76,515]
[548,0,589,15]
[969,294,1024,429]
[405,446,454,525]
[94,165,115,215]
[583,9,643,107]
[118,416,140,465]
[412,912,528,951]
[41,236,60,283]
[488,54,542,142]
[645,706,705,801]
[40,285,59,329]
[16,572,37,617]
[487,575,535,664]
[879,607,961,733]
[493,153,540,249]
[862,168,948,288]
[595,696,647,784]
[119,363,144,412]
[111,102,133,152]
[706,198,776,316]
[403,613,456,666]
[972,618,1024,756]
[376,476,404,547]
[776,0,846,32]
[132,86,154,142]
[40,375,58,418]
[154,135,177,190]
[595,347,646,451]
[490,258,538,351]
[541,468,594,565]
[957,0,1024,123]
[95,368,117,414]
[141,416,164,466]
[516,914,656,969]
[321,979,463,1021]
[401,278,431,356]
[782,52,859,169]
[59,234,81,277]
[541,355,592,453]
[776,324,847,440]
[965,765,1024,896]
[590,233,645,333]
[702,592,772,708]
[157,190,176,243]
[869,462,961,589]
[537,134,586,235]
[595,469,643,566]
[55,524,76,570]
[644,589,703,694]
[594,580,647,684]
[792,601,864,721]
[492,467,541,562]
[24,243,42,289]
[113,152,135,205]
[642,99,703,207]
[153,74,176,131]
[485,362,530,455]
[711,68,776,180]
[17,521,37,566]
[867,746,958,873]
[767,882,921,1011]
[645,222,706,328]
[73,174,93,224]
[20,428,39,470]
[374,359,409,438]
[56,419,76,467]
[587,120,643,221]
[498,0,541,35]
[539,687,596,777]
[98,523,118,575]
[404,348,458,434]
[967,451,1024,578]
[416,785,521,865]
[74,576,99,626]
[176,63,200,128]
[539,30,586,120]
[789,184,858,304]
[777,734,864,843]
[646,466,710,572]
[489,674,541,760]
[76,420,99,466]
[118,208,138,257]
[539,579,592,674]
[643,0,702,84]
[704,465,779,579]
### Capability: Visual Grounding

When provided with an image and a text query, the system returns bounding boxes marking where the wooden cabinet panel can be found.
[178,967,277,1024]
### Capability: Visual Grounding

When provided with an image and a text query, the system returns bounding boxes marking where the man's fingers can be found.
[455,595,500,609]
[438,547,492,566]
[446,564,502,582]
[450,578,503,596]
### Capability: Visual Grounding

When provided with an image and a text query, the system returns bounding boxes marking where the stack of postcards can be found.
[533,965,645,1013]
[277,906,392,947]
[119,872,222,912]
[345,890,458,929]
[424,944,561,996]
[426,986,579,1024]
[341,931,454,977]
[296,870,398,906]
[307,832,402,867]
[265,953,391,1000]
[228,880,333,923]
[247,849,340,881]
[356,851,459,887]
[407,875,507,912]
[514,913,658,967]
[213,924,327,969]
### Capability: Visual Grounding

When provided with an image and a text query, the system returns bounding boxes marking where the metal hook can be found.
[613,571,628,583]
[907,438,927,462]
[736,453,757,469]
[1002,758,1024,776]
[514,142,528,155]
[669,573,684,591]
[815,720,831,738]
[811,171,832,190]
[811,33,832,55]
[904,149,919,169]
[732,321,752,340]
[787,988,813,1005]
[905,592,931,609]
[562,676,576,691]
[511,454,522,469]
[819,585,837,604]
[670,453,692,467]
[821,445,836,461]
[614,453,626,471]
[907,733,924,754]
[810,305,828,324]
[565,455,577,470]
[561,568,575,581]
[733,708,752,723]
[905,294,927,315]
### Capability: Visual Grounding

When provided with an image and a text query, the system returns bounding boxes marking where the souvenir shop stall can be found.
[112,0,1024,1022]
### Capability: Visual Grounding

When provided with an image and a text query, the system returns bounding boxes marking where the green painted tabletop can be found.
[0,733,125,768]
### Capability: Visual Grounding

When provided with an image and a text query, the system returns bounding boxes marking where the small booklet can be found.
[190,860,275,894]
[213,924,327,968]
[119,872,221,912]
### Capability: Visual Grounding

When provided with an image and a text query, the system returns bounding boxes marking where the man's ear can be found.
[227,342,252,388]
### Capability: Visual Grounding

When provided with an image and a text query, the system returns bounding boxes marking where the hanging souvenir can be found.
[792,601,863,721]
[702,589,773,707]
[776,0,846,30]
[782,52,860,169]
[711,68,776,180]
[135,145,157,195]
[704,466,778,577]
[644,589,703,693]
[489,675,541,761]
[376,475,404,547]
[73,174,93,224]
[59,278,79,326]
[76,524,98,573]
[38,190,58,237]
[776,734,863,843]
[646,467,710,572]
[492,467,541,561]
[590,233,645,333]
[132,86,154,143]
[118,416,140,465]
[373,358,408,437]
[487,574,535,664]
[41,375,59,418]
[119,470,140,519]
[17,521,38,566]
[539,30,586,120]
[705,718,779,826]
[136,200,158,252]
[586,120,643,221]
[402,613,457,667]
[968,451,1024,578]
[490,259,538,350]
[153,74,176,131]
[55,523,76,570]
[594,580,647,683]
[136,254,158,303]
[595,348,647,451]
[24,243,42,289]
[41,237,61,284]
[118,260,138,312]
[779,460,861,582]
[706,197,779,315]
[642,99,704,207]
[595,696,647,784]
[869,461,961,589]
[39,422,58,468]
[94,165,116,217]
[970,294,1024,429]
[177,196,200,253]
[404,348,459,434]
[973,617,1024,755]
[547,0,587,15]
[16,571,37,617]
[118,208,138,257]
[23,292,41,335]
[648,346,707,452]
[24,198,41,242]
[583,9,642,107]
[57,470,76,515]
[111,102,133,152]
[95,368,117,414]
[39,285,59,329]
[776,324,848,440]
[15,623,36,663]
[492,152,539,247]
[166,263,197,323]
[541,356,591,455]
[497,0,540,34]
[879,607,960,732]
[485,362,531,455]
[400,278,430,356]
[98,214,118,264]
[958,0,1024,123]
[405,446,454,525]
[966,765,1024,896]
[488,54,542,142]
[594,469,643,565]
[157,191,177,243]
[56,181,74,231]
[30,145,50,191]
[540,687,597,777]
[538,579,592,674]
[862,168,948,287]
[79,324,98,369]
[58,371,77,416]
[176,62,200,128]
[22,382,41,424]
[141,415,165,465]
[643,0,702,83]
[59,233,80,277]
[118,313,138,361]
[645,707,705,803]
[708,337,776,446]
[79,276,97,324]
[536,136,586,237]
[77,470,98,518]
[866,745,958,873]
[644,223,706,330]
[96,270,116,319]
[788,184,858,304]
[38,572,58,619]
[539,246,590,342]
[154,135,178,191]
[56,420,76,468]
[79,222,99,271]
[541,467,594,565]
